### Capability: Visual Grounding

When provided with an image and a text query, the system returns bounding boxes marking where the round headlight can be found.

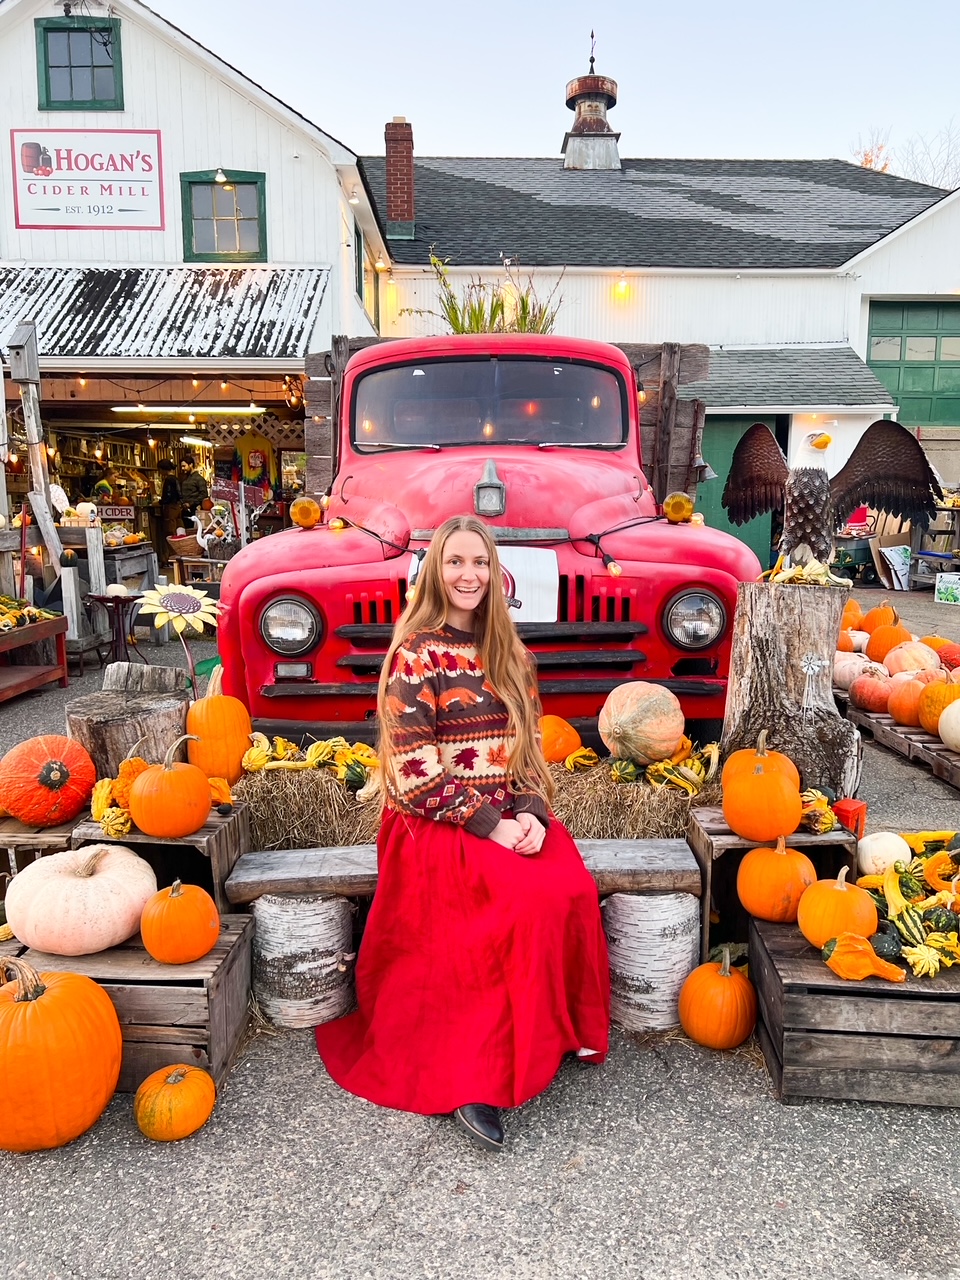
[663,592,726,650]
[259,598,322,655]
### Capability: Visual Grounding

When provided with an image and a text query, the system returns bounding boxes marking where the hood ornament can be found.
[474,459,506,518]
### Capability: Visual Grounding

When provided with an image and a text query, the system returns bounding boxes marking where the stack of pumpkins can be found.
[0,844,222,1152]
[835,599,960,747]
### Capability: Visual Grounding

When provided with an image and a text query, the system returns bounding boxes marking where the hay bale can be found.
[234,761,716,851]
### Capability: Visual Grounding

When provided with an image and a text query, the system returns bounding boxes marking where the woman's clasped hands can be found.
[489,812,546,856]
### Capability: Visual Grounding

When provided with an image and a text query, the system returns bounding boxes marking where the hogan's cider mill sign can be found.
[10,129,164,230]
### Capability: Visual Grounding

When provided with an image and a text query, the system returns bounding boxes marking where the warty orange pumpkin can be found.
[918,682,960,736]
[598,682,685,763]
[0,735,96,827]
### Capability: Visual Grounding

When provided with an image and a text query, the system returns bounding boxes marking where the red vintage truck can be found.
[218,334,761,741]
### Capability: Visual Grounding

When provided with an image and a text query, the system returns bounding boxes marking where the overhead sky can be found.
[148,0,959,165]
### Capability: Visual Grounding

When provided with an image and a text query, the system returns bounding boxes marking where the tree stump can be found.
[252,894,356,1028]
[721,582,862,798]
[65,691,189,778]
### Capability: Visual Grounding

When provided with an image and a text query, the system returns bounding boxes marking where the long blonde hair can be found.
[377,515,554,804]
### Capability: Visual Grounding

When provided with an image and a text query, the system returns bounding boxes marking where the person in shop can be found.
[93,467,119,501]
[179,455,209,519]
[157,459,182,538]
[314,515,610,1153]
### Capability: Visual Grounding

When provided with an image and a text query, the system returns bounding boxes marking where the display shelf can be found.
[0,614,69,702]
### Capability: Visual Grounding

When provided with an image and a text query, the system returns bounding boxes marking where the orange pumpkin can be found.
[865,622,912,664]
[134,1064,216,1142]
[918,682,960,736]
[848,670,891,714]
[841,598,863,630]
[0,956,122,1152]
[861,600,899,635]
[836,630,855,653]
[720,730,801,791]
[186,695,253,786]
[539,715,582,763]
[678,947,757,1050]
[128,736,212,839]
[797,866,878,949]
[722,765,802,843]
[920,635,952,653]
[887,678,926,727]
[140,879,220,965]
[736,836,817,923]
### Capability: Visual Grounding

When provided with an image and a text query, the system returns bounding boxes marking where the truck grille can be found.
[347,588,398,626]
[559,574,635,623]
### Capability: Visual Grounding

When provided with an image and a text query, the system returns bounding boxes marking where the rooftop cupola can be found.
[562,37,621,171]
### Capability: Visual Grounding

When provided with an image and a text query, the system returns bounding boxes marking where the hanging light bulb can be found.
[94,442,103,459]
[192,378,200,388]
[9,451,18,464]
[220,380,229,391]
[637,382,647,406]
[603,552,623,578]
[147,435,156,447]
[78,376,87,388]
[188,414,196,423]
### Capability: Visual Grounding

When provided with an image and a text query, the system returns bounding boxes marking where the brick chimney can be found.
[384,116,415,240]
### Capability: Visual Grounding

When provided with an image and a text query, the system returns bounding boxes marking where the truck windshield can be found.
[351,358,627,451]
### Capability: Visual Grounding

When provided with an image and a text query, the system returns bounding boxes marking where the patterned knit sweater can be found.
[382,625,550,837]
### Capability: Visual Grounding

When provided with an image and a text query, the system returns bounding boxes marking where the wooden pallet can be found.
[847,706,960,788]
[750,918,960,1107]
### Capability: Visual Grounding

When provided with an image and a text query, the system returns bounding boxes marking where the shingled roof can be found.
[360,157,946,270]
[677,347,896,409]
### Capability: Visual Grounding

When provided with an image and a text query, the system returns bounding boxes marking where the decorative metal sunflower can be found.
[137,585,219,694]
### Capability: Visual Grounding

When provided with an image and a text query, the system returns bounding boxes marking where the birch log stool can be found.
[252,894,356,1028]
[65,662,190,778]
[721,582,862,798]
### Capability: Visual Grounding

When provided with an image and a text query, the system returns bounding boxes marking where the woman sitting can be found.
[315,515,609,1151]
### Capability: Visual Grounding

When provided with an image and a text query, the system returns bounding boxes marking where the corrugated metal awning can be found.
[0,265,330,362]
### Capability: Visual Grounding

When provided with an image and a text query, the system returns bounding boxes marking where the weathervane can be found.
[589,29,596,73]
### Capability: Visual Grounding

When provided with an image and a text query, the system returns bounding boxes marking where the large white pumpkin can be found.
[598,682,685,763]
[4,843,157,955]
[938,699,960,752]
[857,831,912,877]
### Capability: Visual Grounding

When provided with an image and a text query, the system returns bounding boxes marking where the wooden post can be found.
[0,363,14,599]
[721,582,862,798]
[84,524,107,595]
[652,343,681,505]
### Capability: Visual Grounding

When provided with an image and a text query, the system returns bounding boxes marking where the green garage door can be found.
[868,302,960,425]
[696,415,775,568]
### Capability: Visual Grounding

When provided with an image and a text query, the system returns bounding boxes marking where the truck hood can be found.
[330,448,653,539]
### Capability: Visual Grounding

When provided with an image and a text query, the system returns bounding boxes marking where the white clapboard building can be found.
[360,69,960,562]
[0,0,386,472]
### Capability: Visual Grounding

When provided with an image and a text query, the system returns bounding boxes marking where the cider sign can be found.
[10,129,164,230]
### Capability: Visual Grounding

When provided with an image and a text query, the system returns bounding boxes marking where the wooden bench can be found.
[227,839,700,906]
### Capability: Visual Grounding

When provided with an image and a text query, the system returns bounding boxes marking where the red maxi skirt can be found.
[315,809,610,1115]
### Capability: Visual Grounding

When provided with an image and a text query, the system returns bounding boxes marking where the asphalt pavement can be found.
[4,586,960,1280]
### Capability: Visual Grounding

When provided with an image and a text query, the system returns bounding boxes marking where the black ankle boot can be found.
[453,1104,504,1152]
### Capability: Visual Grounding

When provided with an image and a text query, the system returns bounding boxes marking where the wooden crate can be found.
[71,806,250,915]
[16,916,252,1092]
[750,918,960,1107]
[0,814,84,900]
[687,807,857,961]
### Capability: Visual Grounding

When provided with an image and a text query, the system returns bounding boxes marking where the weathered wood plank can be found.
[747,918,784,1035]
[101,985,210,1028]
[783,991,960,1038]
[755,1015,784,1097]
[207,917,252,1074]
[780,1066,960,1108]
[689,808,857,857]
[120,1022,211,1045]
[224,838,701,905]
[118,1042,210,1094]
[784,1029,960,1073]
[20,919,246,982]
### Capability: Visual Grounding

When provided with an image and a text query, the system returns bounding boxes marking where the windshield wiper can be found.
[537,441,623,449]
[357,441,441,451]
